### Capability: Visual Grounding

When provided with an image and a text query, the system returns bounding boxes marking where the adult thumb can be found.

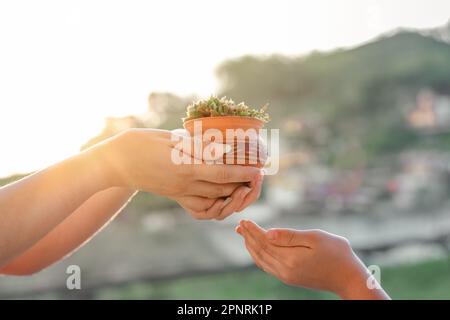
[203,142,232,161]
[171,129,231,161]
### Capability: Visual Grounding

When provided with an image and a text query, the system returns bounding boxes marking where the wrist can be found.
[337,262,370,299]
[88,129,154,191]
[82,136,124,190]
[336,254,389,300]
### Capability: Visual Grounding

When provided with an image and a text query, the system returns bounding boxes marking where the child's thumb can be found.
[266,229,313,248]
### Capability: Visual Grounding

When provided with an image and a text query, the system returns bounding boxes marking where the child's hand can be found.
[236,220,390,299]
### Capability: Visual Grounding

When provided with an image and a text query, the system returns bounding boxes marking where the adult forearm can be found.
[0,128,262,272]
[0,187,136,275]
[0,144,113,268]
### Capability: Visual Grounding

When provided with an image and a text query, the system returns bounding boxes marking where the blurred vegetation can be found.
[217,31,450,167]
[3,29,450,211]
[95,258,450,300]
[0,173,28,187]
[183,96,270,122]
[124,30,450,210]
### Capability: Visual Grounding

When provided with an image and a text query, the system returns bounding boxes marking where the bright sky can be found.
[0,0,449,177]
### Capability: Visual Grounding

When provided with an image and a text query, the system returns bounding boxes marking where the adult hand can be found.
[175,172,263,220]
[170,128,265,220]
[97,128,263,219]
[236,220,390,299]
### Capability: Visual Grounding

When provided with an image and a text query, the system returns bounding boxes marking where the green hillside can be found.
[216,31,450,166]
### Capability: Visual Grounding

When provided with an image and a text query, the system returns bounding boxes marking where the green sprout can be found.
[183,96,270,123]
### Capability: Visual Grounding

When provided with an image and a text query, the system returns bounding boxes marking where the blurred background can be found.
[1,0,450,299]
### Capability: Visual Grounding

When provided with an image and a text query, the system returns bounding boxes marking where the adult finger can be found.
[177,196,216,212]
[187,181,242,198]
[216,186,251,220]
[181,206,209,220]
[194,165,261,184]
[237,172,264,212]
[203,198,227,219]
[170,130,232,162]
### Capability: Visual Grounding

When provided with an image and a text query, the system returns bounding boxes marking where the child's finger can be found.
[243,237,279,277]
[266,228,315,248]
[241,220,284,260]
[240,221,285,274]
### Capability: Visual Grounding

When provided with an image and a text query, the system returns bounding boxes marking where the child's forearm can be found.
[0,187,135,275]
[338,262,391,300]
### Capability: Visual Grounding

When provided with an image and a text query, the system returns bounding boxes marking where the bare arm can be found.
[0,146,111,269]
[0,187,135,275]
[0,129,263,273]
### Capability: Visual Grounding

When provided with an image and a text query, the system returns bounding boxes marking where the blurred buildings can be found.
[408,89,450,132]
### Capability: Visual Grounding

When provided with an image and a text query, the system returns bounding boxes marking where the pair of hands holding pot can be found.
[99,128,264,220]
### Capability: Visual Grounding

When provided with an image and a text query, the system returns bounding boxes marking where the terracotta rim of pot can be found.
[183,116,265,135]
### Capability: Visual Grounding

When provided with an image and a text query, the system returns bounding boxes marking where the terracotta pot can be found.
[183,116,266,167]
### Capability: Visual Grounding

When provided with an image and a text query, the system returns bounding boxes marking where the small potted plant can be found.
[182,96,269,167]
